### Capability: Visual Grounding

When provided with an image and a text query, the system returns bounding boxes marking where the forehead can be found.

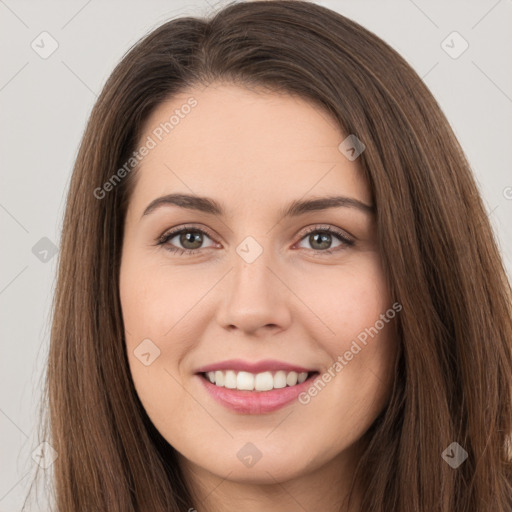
[129,83,371,214]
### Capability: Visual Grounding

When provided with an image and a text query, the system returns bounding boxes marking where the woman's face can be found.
[120,82,398,489]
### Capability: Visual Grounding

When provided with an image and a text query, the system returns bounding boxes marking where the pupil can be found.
[311,232,331,250]
[181,231,202,249]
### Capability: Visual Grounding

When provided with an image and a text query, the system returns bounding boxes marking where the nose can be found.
[215,249,292,336]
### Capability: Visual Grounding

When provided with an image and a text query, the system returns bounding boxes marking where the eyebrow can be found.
[141,193,375,219]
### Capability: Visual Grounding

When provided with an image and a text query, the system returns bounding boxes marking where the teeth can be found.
[273,370,287,389]
[286,371,298,386]
[224,370,237,389]
[254,371,273,391]
[237,371,255,390]
[204,370,310,391]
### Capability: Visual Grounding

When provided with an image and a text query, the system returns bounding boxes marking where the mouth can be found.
[200,369,318,392]
[196,370,320,414]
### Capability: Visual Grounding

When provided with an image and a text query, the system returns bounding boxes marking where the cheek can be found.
[119,258,201,424]
[293,256,397,414]
[291,254,391,350]
[338,268,396,382]
[119,252,221,407]
[120,252,211,339]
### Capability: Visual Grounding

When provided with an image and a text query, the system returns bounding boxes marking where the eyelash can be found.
[156,224,354,257]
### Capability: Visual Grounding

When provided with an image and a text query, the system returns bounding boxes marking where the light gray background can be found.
[1,0,511,510]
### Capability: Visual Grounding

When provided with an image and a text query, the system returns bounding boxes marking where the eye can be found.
[156,224,354,256]
[156,225,218,255]
[295,225,354,255]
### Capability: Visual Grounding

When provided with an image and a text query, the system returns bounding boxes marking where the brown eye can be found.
[176,230,204,250]
[157,224,354,257]
[296,226,354,254]
[157,226,216,255]
[307,232,334,251]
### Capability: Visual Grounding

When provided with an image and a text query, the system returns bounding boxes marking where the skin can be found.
[119,82,398,512]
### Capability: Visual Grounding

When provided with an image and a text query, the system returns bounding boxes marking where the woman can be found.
[29,1,512,510]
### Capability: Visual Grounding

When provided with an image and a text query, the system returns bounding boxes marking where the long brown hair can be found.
[27,1,512,510]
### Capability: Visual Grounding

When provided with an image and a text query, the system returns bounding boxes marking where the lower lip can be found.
[197,372,319,414]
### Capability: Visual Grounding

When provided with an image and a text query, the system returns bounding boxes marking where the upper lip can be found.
[195,359,316,374]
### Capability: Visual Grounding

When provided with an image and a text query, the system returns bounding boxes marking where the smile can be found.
[203,369,310,391]
[197,370,320,414]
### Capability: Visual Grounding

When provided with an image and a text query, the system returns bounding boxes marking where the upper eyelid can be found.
[159,224,216,242]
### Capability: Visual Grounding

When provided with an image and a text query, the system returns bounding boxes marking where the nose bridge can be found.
[233,245,274,298]
[215,237,292,333]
